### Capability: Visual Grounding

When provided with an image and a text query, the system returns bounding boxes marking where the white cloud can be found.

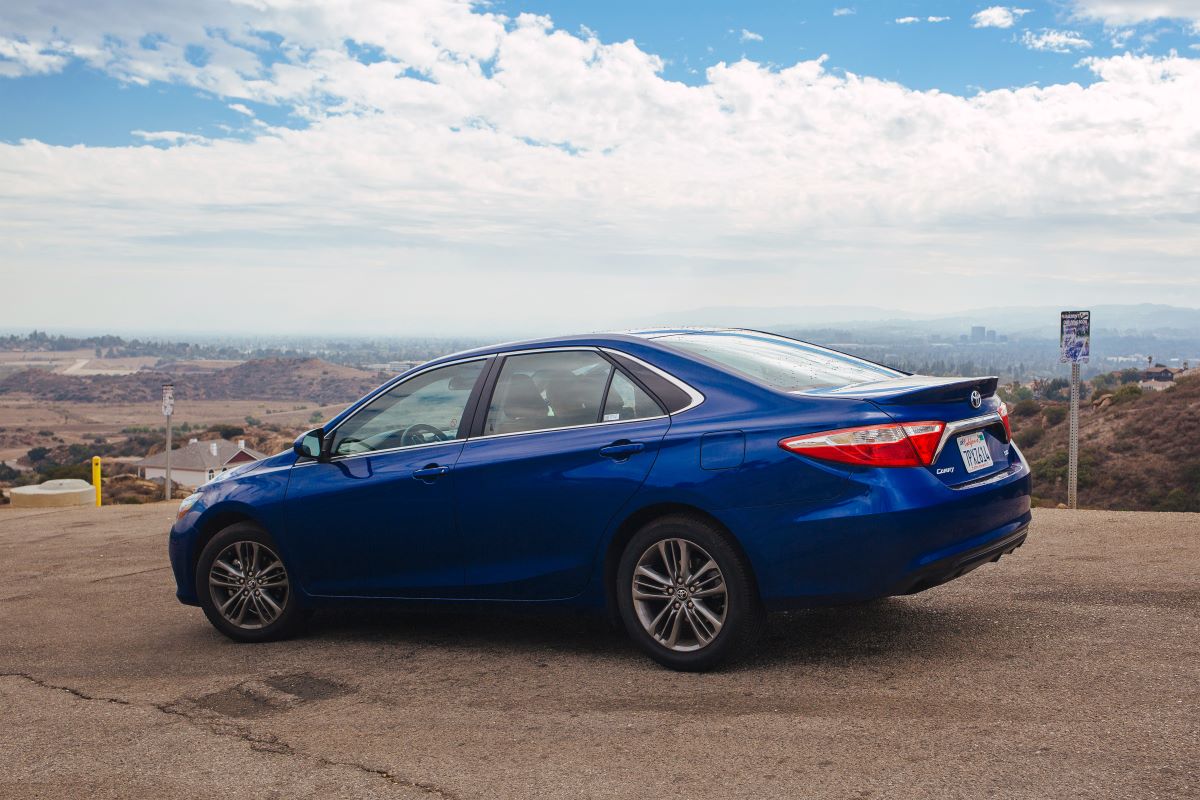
[1,2,1199,333]
[1110,28,1135,48]
[927,16,951,23]
[228,103,255,117]
[1070,1,1200,25]
[972,6,1032,28]
[896,17,920,24]
[833,8,856,16]
[132,130,209,145]
[740,29,763,42]
[1022,29,1094,52]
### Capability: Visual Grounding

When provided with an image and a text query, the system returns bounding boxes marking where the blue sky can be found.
[3,2,1197,147]
[1,1,1198,335]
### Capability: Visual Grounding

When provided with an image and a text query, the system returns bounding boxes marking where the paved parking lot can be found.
[1,504,1196,799]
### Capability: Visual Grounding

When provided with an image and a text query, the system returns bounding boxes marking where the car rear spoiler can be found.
[799,376,1000,405]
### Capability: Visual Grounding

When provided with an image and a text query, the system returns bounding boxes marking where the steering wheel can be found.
[401,424,449,446]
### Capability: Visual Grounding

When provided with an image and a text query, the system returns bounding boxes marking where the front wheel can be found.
[616,515,763,671]
[195,522,305,643]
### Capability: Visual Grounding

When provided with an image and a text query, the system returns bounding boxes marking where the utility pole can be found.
[1059,311,1090,510]
[162,383,174,501]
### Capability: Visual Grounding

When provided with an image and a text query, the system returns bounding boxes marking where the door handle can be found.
[599,441,645,460]
[412,464,450,481]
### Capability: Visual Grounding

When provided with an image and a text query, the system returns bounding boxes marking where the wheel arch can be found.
[191,504,265,568]
[602,502,760,625]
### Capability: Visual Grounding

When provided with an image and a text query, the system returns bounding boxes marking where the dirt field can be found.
[0,396,348,465]
[0,506,1196,799]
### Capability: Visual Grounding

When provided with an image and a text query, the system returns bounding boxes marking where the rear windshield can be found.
[657,331,902,392]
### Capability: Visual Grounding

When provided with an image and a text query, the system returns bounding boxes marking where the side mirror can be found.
[294,428,326,461]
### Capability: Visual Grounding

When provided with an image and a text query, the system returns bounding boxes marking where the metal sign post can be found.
[1059,311,1090,510]
[162,383,175,501]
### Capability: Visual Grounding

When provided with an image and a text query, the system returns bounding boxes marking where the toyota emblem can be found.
[970,390,982,409]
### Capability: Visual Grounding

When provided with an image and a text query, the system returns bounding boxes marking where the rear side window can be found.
[657,331,900,392]
[602,370,664,422]
[486,351,613,435]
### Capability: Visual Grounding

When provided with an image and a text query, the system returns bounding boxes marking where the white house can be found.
[137,438,266,489]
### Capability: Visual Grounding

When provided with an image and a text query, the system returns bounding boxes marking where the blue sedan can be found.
[169,329,1031,670]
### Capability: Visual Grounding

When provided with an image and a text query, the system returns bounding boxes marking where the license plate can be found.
[956,432,994,474]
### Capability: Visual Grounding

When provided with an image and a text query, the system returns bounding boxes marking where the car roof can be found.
[426,328,740,364]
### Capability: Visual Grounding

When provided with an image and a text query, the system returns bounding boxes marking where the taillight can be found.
[998,401,1012,440]
[780,421,945,468]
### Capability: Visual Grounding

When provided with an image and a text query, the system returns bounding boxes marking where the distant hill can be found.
[1014,374,1200,511]
[0,358,387,405]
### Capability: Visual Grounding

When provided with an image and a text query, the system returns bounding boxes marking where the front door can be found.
[284,358,486,597]
[454,350,670,599]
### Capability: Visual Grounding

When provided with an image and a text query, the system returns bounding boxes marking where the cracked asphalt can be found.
[1,504,1197,799]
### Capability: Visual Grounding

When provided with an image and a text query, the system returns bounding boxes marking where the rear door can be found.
[453,349,670,599]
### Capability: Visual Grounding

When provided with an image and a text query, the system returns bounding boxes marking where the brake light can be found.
[780,421,945,468]
[998,401,1012,440]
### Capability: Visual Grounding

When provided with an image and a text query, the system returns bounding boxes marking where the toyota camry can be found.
[168,329,1031,671]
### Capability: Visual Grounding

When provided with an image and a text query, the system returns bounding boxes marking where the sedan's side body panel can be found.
[454,416,670,599]
[283,441,467,597]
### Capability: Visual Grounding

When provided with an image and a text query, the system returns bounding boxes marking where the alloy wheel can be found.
[207,540,290,630]
[631,538,728,652]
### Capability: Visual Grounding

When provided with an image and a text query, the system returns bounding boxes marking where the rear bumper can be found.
[721,457,1032,610]
[890,520,1028,596]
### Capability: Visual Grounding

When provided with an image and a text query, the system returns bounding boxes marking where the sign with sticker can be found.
[1060,310,1090,363]
[161,383,175,416]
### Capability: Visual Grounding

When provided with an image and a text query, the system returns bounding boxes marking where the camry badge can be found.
[970,390,982,409]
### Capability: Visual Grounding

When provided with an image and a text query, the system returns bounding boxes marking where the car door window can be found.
[485,351,613,435]
[331,360,484,456]
[602,370,664,421]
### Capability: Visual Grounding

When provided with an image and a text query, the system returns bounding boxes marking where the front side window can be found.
[485,351,615,435]
[657,331,901,392]
[331,360,484,456]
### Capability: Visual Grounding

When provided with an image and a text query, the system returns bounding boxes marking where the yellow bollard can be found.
[92,456,102,507]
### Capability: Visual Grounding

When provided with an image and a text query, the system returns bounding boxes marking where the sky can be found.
[2,1,1199,336]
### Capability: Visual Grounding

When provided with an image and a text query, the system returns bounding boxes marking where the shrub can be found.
[214,425,245,438]
[26,446,49,462]
[1016,426,1044,448]
[1155,488,1200,513]
[1111,384,1142,405]
[1042,406,1067,427]
[1012,399,1041,418]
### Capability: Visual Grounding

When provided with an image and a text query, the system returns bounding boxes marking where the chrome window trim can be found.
[320,355,489,459]
[293,437,466,467]
[301,345,705,457]
[932,411,1007,463]
[599,347,706,415]
[468,413,670,443]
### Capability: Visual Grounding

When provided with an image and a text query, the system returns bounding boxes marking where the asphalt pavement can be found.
[1,504,1196,799]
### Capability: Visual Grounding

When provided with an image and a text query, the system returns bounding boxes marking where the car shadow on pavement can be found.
[299,595,994,671]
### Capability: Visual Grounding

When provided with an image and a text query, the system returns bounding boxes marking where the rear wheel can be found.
[195,522,304,643]
[616,515,762,671]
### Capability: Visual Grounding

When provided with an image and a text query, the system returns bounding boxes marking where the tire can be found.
[616,514,763,671]
[195,522,305,643]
